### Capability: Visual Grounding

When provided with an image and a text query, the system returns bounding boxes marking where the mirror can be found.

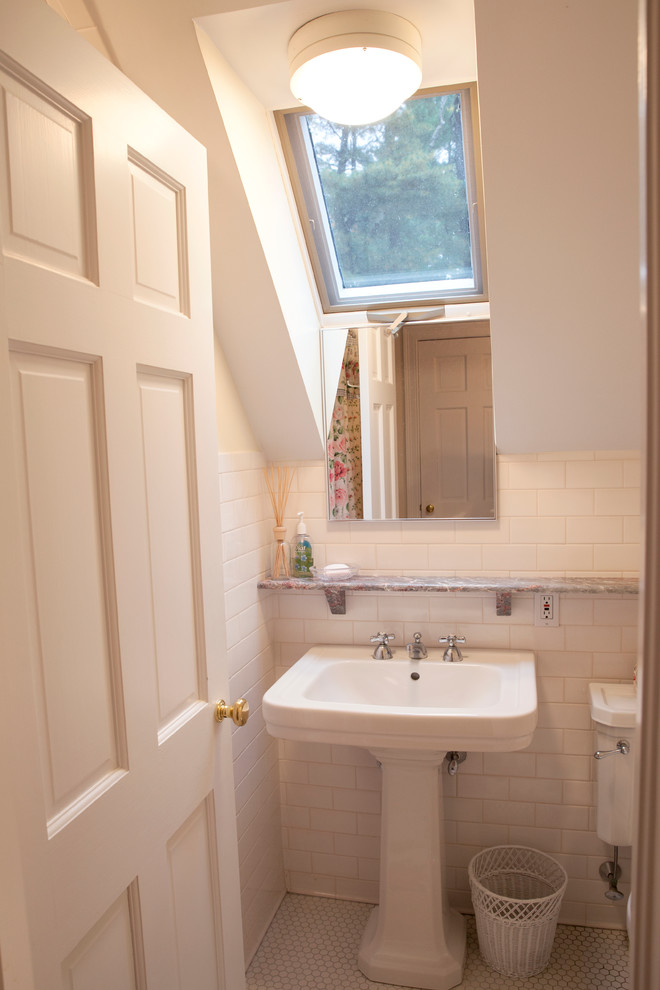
[322,321,496,520]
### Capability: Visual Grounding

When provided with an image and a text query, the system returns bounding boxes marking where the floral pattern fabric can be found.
[328,330,363,519]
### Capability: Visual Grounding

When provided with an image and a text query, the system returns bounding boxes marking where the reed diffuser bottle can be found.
[270,526,290,579]
[263,465,295,579]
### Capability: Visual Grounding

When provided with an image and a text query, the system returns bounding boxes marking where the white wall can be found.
[474,0,642,453]
[214,336,259,452]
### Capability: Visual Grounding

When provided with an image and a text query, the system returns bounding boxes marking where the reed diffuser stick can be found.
[263,465,296,578]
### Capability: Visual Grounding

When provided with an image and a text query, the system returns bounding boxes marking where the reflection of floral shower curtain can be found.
[328,329,363,518]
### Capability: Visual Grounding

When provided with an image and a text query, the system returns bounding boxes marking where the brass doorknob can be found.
[425,504,435,514]
[215,698,250,727]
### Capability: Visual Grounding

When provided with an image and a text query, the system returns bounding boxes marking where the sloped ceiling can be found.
[83,0,642,456]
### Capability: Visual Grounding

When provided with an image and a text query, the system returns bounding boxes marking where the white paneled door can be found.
[0,4,245,989]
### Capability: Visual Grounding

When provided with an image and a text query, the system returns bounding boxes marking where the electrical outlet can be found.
[534,593,559,627]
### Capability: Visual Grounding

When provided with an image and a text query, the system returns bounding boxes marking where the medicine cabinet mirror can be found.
[322,321,496,521]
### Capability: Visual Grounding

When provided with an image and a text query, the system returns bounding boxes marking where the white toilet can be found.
[589,681,637,935]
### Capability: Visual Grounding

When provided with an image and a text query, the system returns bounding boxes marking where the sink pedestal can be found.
[357,750,466,990]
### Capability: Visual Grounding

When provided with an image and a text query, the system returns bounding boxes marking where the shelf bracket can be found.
[323,587,346,614]
[495,592,512,617]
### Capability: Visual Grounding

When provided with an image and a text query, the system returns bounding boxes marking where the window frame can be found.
[276,82,488,315]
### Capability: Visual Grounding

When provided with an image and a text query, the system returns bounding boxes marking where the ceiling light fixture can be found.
[288,9,422,126]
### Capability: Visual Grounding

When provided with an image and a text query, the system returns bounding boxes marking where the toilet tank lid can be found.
[589,681,637,727]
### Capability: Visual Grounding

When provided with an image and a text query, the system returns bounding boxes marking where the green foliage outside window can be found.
[304,93,473,290]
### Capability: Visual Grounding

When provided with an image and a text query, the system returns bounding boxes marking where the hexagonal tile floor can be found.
[246,894,629,990]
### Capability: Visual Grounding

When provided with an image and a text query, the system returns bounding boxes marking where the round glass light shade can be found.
[288,10,422,126]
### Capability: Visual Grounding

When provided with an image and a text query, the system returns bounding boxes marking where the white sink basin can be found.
[264,644,537,752]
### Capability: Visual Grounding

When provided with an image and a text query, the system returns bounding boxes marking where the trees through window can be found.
[277,84,487,313]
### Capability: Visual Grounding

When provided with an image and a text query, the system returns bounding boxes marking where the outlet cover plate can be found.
[534,593,559,626]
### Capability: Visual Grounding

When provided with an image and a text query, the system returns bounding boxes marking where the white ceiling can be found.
[196,0,477,110]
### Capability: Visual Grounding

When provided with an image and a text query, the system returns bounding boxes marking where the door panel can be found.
[9,348,126,831]
[167,798,224,990]
[137,370,204,737]
[0,64,96,280]
[128,153,188,314]
[63,885,146,990]
[433,406,469,502]
[0,5,244,989]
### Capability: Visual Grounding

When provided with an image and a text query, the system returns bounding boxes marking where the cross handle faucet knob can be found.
[439,635,466,647]
[370,632,395,644]
[370,632,395,659]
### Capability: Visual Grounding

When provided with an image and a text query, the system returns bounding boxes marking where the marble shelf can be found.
[257,574,639,616]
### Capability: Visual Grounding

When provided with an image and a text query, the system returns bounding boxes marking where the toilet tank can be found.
[589,682,637,847]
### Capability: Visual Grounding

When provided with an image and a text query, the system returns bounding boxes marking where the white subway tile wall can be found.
[268,452,640,931]
[273,590,636,929]
[220,451,640,962]
[219,450,286,966]
[275,453,641,578]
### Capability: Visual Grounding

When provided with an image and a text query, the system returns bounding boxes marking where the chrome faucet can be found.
[439,635,465,662]
[370,632,395,659]
[406,632,428,659]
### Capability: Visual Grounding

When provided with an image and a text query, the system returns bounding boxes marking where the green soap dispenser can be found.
[293,512,314,577]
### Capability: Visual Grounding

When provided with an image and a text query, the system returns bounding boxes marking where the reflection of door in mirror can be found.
[402,321,495,518]
[358,326,398,519]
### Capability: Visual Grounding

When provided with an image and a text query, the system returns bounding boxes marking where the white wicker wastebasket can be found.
[468,845,568,978]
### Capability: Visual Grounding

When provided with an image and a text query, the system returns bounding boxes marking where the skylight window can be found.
[277,84,487,314]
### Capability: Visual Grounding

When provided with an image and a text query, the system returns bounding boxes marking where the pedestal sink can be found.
[263,644,537,990]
